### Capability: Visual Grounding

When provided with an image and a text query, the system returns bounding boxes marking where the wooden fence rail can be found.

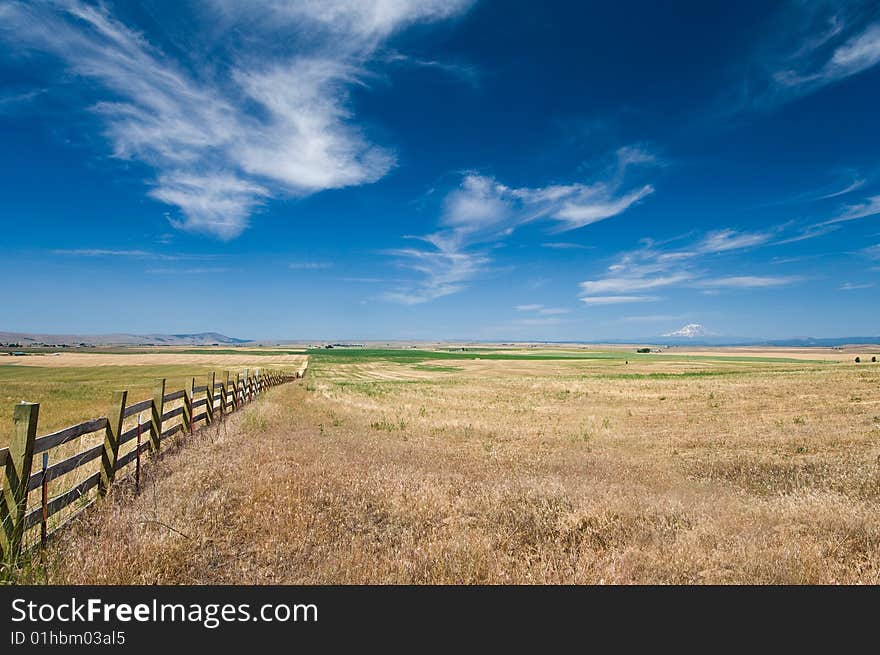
[0,364,306,564]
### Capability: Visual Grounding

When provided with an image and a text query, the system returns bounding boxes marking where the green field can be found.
[0,364,237,444]
[305,347,834,365]
[0,345,855,447]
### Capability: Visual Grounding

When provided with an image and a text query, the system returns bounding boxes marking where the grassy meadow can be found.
[0,349,308,444]
[10,343,879,584]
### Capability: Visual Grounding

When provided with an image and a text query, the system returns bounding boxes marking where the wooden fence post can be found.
[184,377,194,434]
[243,369,250,403]
[99,390,127,496]
[206,371,215,425]
[151,378,165,453]
[220,370,229,416]
[225,370,234,411]
[1,402,39,562]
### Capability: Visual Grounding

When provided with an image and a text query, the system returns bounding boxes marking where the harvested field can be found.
[21,347,880,584]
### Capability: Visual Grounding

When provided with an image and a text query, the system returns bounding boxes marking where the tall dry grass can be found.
[20,357,880,584]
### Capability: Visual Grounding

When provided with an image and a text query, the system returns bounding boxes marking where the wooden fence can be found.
[0,364,306,564]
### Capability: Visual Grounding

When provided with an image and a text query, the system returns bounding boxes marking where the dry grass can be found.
[17,353,880,584]
[1,352,307,368]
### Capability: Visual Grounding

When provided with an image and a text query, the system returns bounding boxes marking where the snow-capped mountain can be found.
[663,323,708,338]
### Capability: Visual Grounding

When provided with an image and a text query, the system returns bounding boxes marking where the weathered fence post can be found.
[222,370,230,412]
[243,369,250,403]
[135,417,142,491]
[221,370,231,415]
[206,371,215,425]
[229,372,238,410]
[1,402,39,562]
[151,378,165,453]
[99,390,127,496]
[184,377,194,434]
[40,452,48,549]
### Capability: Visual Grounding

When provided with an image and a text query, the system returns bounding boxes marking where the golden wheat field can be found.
[10,346,880,584]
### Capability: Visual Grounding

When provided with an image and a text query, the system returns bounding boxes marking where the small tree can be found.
[854,356,861,363]
[872,356,877,363]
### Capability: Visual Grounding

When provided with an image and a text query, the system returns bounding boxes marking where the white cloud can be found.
[0,87,45,110]
[0,1,470,238]
[442,175,512,232]
[578,227,806,305]
[541,242,591,250]
[52,248,200,261]
[53,249,154,258]
[580,273,693,295]
[823,195,880,225]
[209,0,473,45]
[697,229,773,253]
[775,224,839,244]
[697,275,802,288]
[815,177,866,200]
[839,282,874,290]
[232,60,394,194]
[385,150,658,304]
[550,184,654,231]
[514,304,569,315]
[382,246,490,304]
[150,172,270,239]
[440,171,653,235]
[825,23,880,79]
[760,6,880,103]
[580,295,660,305]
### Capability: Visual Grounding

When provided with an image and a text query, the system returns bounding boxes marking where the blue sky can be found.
[1,0,879,341]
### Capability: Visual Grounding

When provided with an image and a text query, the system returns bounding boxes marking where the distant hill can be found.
[0,331,251,347]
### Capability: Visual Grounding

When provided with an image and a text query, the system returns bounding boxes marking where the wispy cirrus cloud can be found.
[0,87,46,111]
[52,248,203,261]
[382,50,480,88]
[822,194,880,225]
[579,227,800,305]
[381,244,490,304]
[581,295,660,305]
[541,242,592,250]
[697,228,774,253]
[814,176,866,200]
[840,281,874,290]
[0,0,472,239]
[772,22,880,95]
[514,304,569,315]
[696,275,803,289]
[745,3,880,108]
[384,146,658,303]
[580,273,694,295]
